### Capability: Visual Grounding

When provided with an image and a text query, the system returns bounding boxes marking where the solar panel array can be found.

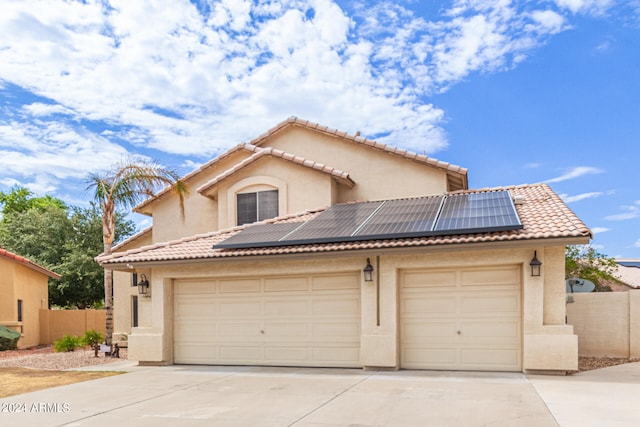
[214,190,522,249]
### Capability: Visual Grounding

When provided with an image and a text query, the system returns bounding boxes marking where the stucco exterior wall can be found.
[567,291,640,358]
[39,309,106,345]
[266,127,449,202]
[0,259,49,349]
[126,243,576,372]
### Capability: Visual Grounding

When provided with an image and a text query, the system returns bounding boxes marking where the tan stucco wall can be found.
[266,126,449,202]
[567,291,640,358]
[39,309,106,345]
[0,258,49,349]
[126,243,576,372]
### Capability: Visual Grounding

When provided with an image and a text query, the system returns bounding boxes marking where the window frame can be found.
[236,189,279,225]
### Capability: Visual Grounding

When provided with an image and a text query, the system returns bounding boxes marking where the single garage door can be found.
[174,272,361,367]
[401,265,521,371]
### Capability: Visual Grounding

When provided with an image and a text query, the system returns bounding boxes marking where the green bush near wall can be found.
[0,325,21,351]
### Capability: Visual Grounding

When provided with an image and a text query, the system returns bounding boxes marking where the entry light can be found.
[138,274,150,295]
[529,251,542,277]
[363,258,374,282]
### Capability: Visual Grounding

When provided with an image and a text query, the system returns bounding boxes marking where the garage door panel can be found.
[312,322,359,339]
[218,300,262,316]
[461,267,519,286]
[401,270,457,288]
[175,299,218,318]
[403,321,458,340]
[313,347,360,365]
[311,274,359,290]
[264,299,309,316]
[177,280,217,294]
[460,321,520,342]
[460,349,520,369]
[218,322,262,338]
[403,348,458,368]
[264,346,310,362]
[264,276,308,292]
[403,296,457,314]
[174,345,218,364]
[460,294,519,315]
[219,346,263,361]
[219,278,261,293]
[263,322,309,338]
[312,296,359,315]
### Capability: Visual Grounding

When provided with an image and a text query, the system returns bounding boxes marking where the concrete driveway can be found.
[1,362,639,426]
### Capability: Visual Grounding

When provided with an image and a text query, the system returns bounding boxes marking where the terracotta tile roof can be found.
[197,145,354,195]
[97,183,591,267]
[249,117,468,191]
[0,247,62,279]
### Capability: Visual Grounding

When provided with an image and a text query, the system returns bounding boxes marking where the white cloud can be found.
[545,166,604,183]
[561,191,604,203]
[636,239,640,248]
[605,201,640,221]
[553,0,614,15]
[590,227,610,234]
[0,0,612,194]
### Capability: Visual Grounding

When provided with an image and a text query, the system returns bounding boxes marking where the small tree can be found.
[565,244,621,292]
[87,158,188,346]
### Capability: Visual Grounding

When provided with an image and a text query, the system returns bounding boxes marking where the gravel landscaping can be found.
[0,346,128,370]
[0,346,635,372]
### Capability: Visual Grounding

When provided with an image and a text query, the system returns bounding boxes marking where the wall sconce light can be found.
[529,251,542,277]
[363,258,374,282]
[137,274,150,295]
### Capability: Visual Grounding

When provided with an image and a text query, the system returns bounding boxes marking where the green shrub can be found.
[82,329,104,347]
[53,334,82,352]
[0,325,21,351]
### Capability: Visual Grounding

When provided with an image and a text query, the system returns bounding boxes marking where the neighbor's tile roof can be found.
[97,183,591,266]
[197,145,355,195]
[0,247,62,279]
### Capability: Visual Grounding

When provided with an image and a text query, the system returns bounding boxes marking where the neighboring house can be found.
[0,247,61,349]
[612,259,640,291]
[98,117,591,373]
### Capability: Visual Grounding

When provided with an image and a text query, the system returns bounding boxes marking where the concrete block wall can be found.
[566,292,640,358]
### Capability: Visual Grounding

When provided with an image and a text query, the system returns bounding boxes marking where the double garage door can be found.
[400,265,522,371]
[173,272,361,367]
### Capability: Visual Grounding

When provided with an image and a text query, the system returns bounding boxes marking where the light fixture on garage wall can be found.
[363,258,374,282]
[529,251,542,277]
[137,274,150,295]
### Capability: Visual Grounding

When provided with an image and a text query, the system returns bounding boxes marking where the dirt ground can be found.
[0,345,127,398]
[0,367,122,398]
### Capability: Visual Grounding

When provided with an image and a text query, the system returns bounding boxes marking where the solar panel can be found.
[281,201,384,243]
[213,190,522,249]
[353,196,444,238]
[433,191,521,233]
[214,222,302,248]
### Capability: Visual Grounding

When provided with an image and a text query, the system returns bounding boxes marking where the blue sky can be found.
[0,0,638,258]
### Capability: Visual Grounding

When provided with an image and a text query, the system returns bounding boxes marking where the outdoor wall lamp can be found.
[529,251,542,277]
[137,274,150,295]
[363,258,374,282]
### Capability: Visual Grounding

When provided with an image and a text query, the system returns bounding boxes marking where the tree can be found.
[565,244,621,292]
[0,188,136,308]
[0,186,66,217]
[87,158,187,346]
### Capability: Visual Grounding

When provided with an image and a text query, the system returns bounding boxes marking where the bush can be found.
[82,329,104,347]
[53,334,82,352]
[0,325,21,351]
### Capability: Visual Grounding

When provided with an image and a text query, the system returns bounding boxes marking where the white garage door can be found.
[401,266,521,371]
[174,273,361,367]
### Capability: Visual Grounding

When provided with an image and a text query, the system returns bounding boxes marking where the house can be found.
[0,247,61,349]
[98,117,591,373]
[612,259,640,291]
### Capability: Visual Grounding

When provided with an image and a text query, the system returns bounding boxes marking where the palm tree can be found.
[87,158,188,346]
